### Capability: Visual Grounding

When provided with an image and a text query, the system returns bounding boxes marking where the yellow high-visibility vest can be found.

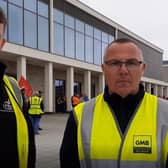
[28,96,43,115]
[3,75,29,168]
[74,92,168,168]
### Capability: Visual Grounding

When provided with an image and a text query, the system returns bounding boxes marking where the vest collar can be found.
[103,84,145,133]
[0,61,6,82]
[104,84,145,108]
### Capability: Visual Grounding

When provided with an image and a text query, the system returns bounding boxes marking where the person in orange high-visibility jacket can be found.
[0,7,35,168]
[60,38,168,168]
[71,93,81,108]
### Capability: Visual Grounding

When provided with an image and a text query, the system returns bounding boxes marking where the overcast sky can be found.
[80,0,168,60]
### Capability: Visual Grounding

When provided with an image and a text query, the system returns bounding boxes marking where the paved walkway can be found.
[35,113,69,168]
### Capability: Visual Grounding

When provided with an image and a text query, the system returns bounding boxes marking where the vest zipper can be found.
[108,98,143,168]
[108,105,122,168]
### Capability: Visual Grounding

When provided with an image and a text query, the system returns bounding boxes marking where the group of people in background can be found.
[56,93,89,113]
[71,93,89,108]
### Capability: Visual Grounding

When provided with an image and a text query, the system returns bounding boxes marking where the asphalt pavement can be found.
[35,113,69,168]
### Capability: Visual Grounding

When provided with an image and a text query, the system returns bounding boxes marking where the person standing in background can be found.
[28,91,44,135]
[71,93,80,108]
[21,87,28,113]
[38,90,44,130]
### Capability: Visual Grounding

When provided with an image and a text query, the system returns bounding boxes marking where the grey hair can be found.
[103,38,144,63]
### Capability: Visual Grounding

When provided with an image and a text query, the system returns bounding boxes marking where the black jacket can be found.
[60,84,168,168]
[0,62,36,168]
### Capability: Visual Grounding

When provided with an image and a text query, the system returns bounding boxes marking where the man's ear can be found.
[141,63,146,76]
[0,38,6,49]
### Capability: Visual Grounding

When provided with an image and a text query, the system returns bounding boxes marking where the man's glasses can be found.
[104,59,143,70]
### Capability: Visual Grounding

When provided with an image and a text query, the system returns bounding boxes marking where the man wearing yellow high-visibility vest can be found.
[0,7,35,168]
[60,38,168,168]
[28,91,44,135]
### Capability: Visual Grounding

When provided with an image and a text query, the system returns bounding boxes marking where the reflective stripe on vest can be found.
[7,76,23,108]
[157,98,168,167]
[3,75,29,168]
[73,92,168,168]
[28,96,43,115]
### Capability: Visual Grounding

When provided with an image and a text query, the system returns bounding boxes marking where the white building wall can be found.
[17,56,26,80]
[44,62,53,112]
[66,67,74,111]
[27,65,44,93]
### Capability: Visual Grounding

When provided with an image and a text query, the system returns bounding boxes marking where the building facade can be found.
[1,0,168,112]
[163,61,168,82]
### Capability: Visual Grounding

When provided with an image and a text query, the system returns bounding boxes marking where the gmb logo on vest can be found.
[133,135,152,154]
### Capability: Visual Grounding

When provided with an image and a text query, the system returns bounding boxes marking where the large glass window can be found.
[94,28,101,40]
[109,34,114,44]
[54,22,64,55]
[75,19,84,33]
[85,24,93,37]
[102,42,108,62]
[55,80,65,97]
[94,39,101,65]
[76,32,84,61]
[65,27,75,58]
[102,32,108,43]
[24,11,37,48]
[8,4,23,44]
[74,82,81,95]
[53,8,63,24]
[8,0,23,6]
[65,14,74,29]
[24,0,36,12]
[53,8,64,55]
[38,16,49,51]
[85,36,93,63]
[38,0,48,18]
[55,79,66,113]
[5,0,115,65]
